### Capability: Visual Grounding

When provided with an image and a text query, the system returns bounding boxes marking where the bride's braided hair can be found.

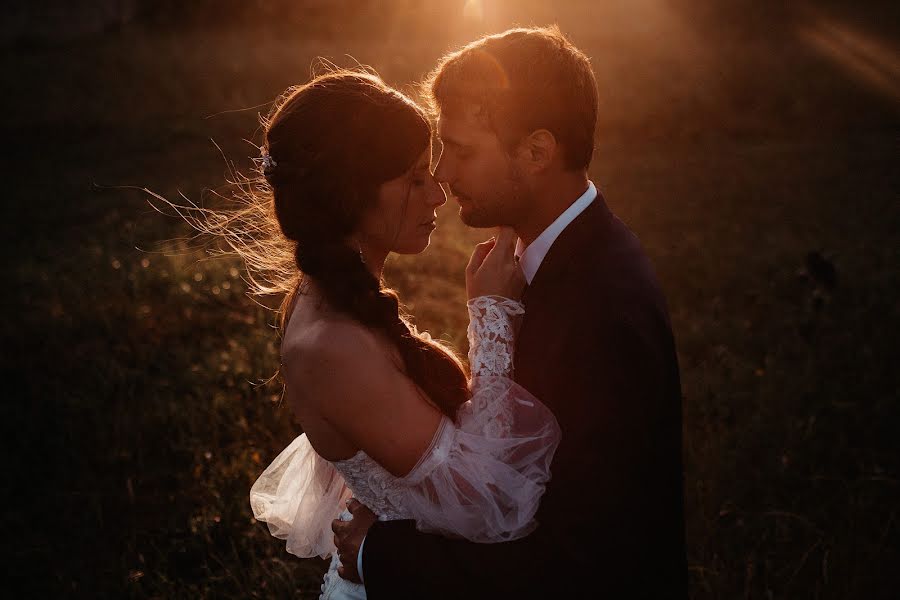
[262,70,468,418]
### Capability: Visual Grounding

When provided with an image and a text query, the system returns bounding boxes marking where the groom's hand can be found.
[332,498,377,583]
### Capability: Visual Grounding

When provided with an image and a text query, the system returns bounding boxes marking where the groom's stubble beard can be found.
[458,159,527,230]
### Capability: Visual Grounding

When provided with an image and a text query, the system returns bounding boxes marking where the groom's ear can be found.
[515,129,557,173]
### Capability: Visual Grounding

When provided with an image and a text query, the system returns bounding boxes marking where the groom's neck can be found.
[515,171,590,247]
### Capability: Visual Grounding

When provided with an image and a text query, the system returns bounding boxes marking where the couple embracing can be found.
[249,26,687,599]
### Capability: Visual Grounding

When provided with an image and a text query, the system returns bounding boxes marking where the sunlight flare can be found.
[799,15,900,102]
[463,0,485,21]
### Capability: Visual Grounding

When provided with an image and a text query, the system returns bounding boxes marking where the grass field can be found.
[4,2,899,598]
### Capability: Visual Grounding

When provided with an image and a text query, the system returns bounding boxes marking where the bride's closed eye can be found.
[411,166,436,188]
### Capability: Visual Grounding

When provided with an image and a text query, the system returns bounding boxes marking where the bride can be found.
[245,69,560,599]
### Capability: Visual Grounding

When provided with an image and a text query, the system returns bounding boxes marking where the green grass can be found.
[4,4,899,598]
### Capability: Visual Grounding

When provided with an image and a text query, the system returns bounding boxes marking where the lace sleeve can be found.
[249,434,351,559]
[466,295,525,377]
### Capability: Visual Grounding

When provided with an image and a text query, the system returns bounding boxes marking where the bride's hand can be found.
[466,227,526,301]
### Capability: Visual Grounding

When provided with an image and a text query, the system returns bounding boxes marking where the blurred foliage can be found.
[3,1,899,598]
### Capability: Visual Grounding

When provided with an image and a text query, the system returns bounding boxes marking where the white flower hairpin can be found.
[255,149,277,171]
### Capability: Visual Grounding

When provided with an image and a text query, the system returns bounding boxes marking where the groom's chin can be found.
[458,206,499,229]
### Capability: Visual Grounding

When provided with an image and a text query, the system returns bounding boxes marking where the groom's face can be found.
[433,104,525,228]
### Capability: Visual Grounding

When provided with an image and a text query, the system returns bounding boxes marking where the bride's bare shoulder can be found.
[283,315,408,404]
[282,316,384,372]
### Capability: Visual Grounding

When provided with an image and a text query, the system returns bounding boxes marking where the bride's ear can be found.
[515,129,557,174]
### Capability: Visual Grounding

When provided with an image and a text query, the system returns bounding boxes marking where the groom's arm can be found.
[362,517,540,599]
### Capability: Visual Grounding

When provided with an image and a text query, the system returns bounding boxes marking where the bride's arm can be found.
[292,303,557,543]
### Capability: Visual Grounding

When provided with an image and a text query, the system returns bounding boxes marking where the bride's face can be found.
[433,104,528,228]
[358,148,447,255]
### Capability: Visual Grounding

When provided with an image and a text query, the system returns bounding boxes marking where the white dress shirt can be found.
[356,180,597,585]
[515,180,597,284]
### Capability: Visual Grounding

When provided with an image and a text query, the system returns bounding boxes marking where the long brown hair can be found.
[163,69,469,419]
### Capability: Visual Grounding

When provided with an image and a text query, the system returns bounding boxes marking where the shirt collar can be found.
[515,181,597,285]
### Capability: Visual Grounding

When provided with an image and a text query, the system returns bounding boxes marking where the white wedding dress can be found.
[250,296,561,599]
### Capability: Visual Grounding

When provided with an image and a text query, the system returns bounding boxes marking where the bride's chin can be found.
[393,237,432,255]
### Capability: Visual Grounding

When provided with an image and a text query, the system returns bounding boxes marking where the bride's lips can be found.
[419,218,437,230]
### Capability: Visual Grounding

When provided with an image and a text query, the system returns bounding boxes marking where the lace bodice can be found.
[250,295,559,562]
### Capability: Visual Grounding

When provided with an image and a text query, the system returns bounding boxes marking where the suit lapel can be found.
[528,191,613,293]
[514,191,614,381]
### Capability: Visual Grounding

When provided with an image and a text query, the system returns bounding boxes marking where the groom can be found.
[334,26,687,598]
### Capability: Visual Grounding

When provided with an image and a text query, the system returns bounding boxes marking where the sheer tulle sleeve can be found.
[399,375,560,542]
[395,295,560,542]
[249,434,351,559]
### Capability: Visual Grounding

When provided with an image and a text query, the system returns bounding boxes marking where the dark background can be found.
[3,1,898,597]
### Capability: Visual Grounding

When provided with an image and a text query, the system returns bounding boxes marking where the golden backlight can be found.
[463,0,485,22]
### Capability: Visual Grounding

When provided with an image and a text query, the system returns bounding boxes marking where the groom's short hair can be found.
[425,25,598,171]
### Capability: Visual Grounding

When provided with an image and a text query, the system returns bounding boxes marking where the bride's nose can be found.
[425,176,447,207]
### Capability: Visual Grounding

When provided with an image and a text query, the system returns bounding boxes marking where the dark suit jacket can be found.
[362,192,687,598]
